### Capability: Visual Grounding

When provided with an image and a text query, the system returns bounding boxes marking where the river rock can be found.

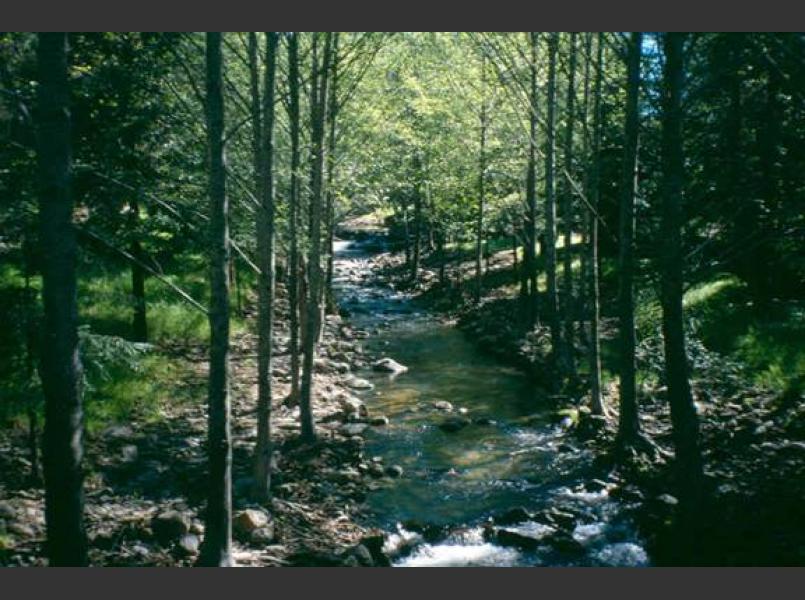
[250,525,276,545]
[176,533,200,556]
[438,416,470,433]
[338,395,368,419]
[495,528,543,551]
[234,508,271,537]
[151,510,191,544]
[432,400,453,411]
[372,357,408,376]
[385,465,404,478]
[370,415,390,426]
[121,444,139,463]
[494,506,532,525]
[344,375,374,391]
[340,423,369,437]
[0,501,16,520]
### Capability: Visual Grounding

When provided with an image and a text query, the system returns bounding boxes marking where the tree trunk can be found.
[410,157,423,283]
[197,32,233,567]
[22,233,42,485]
[36,31,89,567]
[324,34,340,314]
[300,33,333,443]
[616,32,643,449]
[474,55,488,304]
[588,33,605,416]
[561,32,577,376]
[523,32,539,323]
[129,196,147,342]
[659,32,705,522]
[254,32,279,503]
[544,32,562,384]
[287,32,302,405]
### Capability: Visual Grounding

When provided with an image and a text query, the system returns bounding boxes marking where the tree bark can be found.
[36,31,89,567]
[616,32,643,448]
[197,32,233,567]
[287,32,302,405]
[659,32,705,520]
[561,32,578,376]
[475,54,488,304]
[324,33,340,314]
[544,32,562,384]
[588,33,605,416]
[523,32,539,323]
[254,32,279,503]
[300,33,333,443]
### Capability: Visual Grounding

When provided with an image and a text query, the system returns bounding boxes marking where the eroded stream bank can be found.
[332,235,649,567]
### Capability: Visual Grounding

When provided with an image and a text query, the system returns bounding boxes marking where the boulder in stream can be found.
[372,357,408,376]
[438,416,471,433]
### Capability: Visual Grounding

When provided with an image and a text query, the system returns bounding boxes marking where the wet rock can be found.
[105,424,135,441]
[438,416,471,433]
[495,528,543,551]
[385,465,404,478]
[548,532,586,556]
[8,522,35,538]
[234,508,271,537]
[473,417,497,426]
[121,444,139,463]
[656,493,679,506]
[432,400,453,411]
[340,423,369,437]
[344,375,374,391]
[361,533,391,566]
[494,506,532,526]
[370,415,390,426]
[368,463,386,478]
[372,358,408,376]
[338,395,368,419]
[250,525,276,545]
[0,501,16,520]
[176,533,200,556]
[151,510,191,545]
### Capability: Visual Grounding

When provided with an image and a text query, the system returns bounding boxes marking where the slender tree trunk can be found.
[197,32,233,567]
[561,32,578,376]
[659,32,705,523]
[36,31,89,567]
[523,32,539,323]
[544,32,562,383]
[254,32,279,502]
[588,33,605,416]
[475,55,488,304]
[129,196,147,342]
[300,33,333,443]
[410,156,423,283]
[324,34,340,314]
[578,33,592,344]
[616,32,643,449]
[287,33,302,405]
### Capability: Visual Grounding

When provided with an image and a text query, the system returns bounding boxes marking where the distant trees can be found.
[197,31,233,567]
[36,31,89,567]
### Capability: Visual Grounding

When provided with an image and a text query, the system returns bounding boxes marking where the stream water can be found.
[333,237,649,567]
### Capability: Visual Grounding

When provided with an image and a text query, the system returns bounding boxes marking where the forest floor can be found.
[369,232,805,566]
[0,283,402,567]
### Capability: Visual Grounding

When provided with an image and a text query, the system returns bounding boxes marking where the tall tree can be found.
[560,32,578,376]
[324,33,340,314]
[544,32,562,383]
[36,31,89,567]
[474,53,488,304]
[587,33,605,416]
[129,194,147,342]
[287,32,302,405]
[254,32,279,502]
[197,32,232,567]
[523,32,539,322]
[615,32,643,450]
[299,32,333,442]
[659,32,705,520]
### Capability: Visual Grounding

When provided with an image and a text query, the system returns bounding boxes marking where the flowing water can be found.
[333,237,649,567]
